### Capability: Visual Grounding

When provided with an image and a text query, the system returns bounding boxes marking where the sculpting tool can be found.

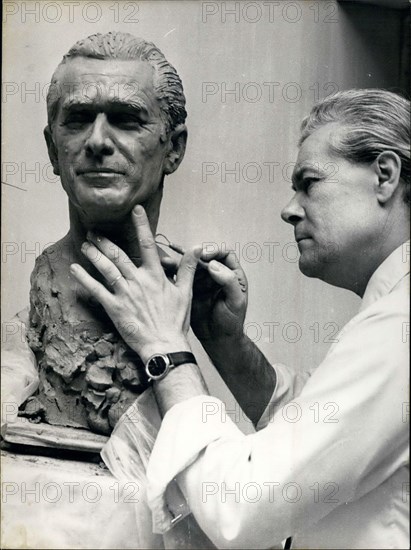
[155,234,210,269]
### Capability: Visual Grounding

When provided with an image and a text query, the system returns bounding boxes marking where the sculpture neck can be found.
[66,193,162,267]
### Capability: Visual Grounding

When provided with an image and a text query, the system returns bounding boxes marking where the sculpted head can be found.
[282,89,410,294]
[44,32,187,226]
[46,32,187,136]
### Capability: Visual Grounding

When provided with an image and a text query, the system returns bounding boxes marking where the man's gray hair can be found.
[46,31,187,134]
[300,89,410,205]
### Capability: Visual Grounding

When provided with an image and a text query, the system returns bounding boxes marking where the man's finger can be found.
[213,250,248,294]
[87,233,137,280]
[70,263,115,307]
[219,250,241,271]
[206,260,246,312]
[80,242,126,291]
[201,247,232,262]
[132,205,162,272]
[175,246,202,293]
[201,249,246,282]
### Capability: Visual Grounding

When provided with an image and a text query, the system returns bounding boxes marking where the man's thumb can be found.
[207,260,244,310]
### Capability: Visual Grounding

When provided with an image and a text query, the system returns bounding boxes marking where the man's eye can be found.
[303,178,318,191]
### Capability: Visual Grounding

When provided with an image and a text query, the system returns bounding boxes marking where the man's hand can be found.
[192,249,248,342]
[163,246,275,427]
[162,249,248,343]
[69,205,201,363]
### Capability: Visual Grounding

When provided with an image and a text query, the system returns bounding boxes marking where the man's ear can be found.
[44,126,60,175]
[373,151,402,205]
[163,124,187,175]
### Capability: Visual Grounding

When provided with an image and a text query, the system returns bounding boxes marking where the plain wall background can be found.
[2,0,408,429]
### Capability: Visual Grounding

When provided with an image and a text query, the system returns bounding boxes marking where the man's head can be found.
[44,32,187,226]
[282,89,410,295]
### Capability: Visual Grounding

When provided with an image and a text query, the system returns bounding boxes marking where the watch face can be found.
[146,354,170,380]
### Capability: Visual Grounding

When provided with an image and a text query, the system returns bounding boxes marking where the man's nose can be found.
[85,114,114,157]
[281,194,304,225]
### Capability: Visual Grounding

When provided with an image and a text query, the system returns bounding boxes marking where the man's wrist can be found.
[152,362,209,416]
[200,327,245,347]
[200,329,247,361]
[139,336,192,364]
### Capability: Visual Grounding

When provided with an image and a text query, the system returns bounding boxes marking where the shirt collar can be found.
[360,241,410,312]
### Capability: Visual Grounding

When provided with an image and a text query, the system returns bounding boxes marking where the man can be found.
[2,31,188,435]
[73,89,409,548]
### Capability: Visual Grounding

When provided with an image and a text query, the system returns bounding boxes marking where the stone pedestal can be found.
[1,449,159,549]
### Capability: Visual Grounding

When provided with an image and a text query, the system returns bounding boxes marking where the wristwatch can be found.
[145,351,197,382]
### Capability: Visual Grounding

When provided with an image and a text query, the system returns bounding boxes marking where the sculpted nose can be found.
[85,114,114,157]
[281,194,304,226]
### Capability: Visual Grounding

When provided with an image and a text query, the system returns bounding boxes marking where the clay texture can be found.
[23,245,149,435]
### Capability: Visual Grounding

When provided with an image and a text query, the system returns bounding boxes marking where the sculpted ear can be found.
[163,124,187,175]
[44,126,60,175]
[373,151,402,205]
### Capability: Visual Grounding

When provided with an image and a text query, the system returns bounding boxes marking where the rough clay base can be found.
[21,247,149,435]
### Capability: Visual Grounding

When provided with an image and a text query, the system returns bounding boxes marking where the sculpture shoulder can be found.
[30,238,72,281]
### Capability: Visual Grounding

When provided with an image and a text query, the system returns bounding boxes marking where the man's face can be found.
[281,123,381,287]
[47,58,173,224]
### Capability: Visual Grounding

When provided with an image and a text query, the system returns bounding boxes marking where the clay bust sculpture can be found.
[22,32,188,435]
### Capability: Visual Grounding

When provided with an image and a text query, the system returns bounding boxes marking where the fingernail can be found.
[87,231,102,243]
[209,260,220,271]
[81,241,90,252]
[193,245,203,258]
[133,205,144,216]
[70,264,79,273]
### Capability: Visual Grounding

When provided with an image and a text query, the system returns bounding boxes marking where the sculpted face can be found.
[45,57,185,225]
[281,123,382,288]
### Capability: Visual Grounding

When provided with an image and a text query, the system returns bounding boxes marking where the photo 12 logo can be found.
[3,2,140,24]
[202,81,339,104]
[201,2,339,24]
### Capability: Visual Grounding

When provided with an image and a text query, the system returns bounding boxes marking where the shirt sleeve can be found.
[146,293,409,548]
[256,363,312,430]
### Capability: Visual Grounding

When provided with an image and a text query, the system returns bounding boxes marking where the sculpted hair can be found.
[46,31,187,134]
[300,89,410,205]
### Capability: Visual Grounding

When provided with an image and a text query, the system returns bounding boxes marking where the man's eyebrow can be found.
[61,96,149,112]
[291,163,321,189]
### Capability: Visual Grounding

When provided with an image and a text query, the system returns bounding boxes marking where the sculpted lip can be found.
[77,168,126,175]
[76,169,126,188]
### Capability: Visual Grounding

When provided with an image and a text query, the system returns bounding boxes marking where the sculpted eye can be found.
[109,112,144,128]
[64,111,94,127]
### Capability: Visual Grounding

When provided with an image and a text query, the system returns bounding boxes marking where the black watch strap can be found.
[144,351,197,383]
[167,351,197,367]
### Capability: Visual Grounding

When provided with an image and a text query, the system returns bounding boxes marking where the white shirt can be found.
[146,242,410,549]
